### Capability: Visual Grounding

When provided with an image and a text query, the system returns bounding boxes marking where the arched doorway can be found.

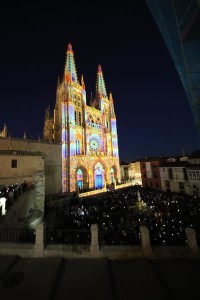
[77,169,83,190]
[94,162,104,189]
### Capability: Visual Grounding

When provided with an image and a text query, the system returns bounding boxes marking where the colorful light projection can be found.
[110,167,114,183]
[60,43,120,193]
[89,134,102,152]
[65,43,78,83]
[77,169,83,189]
[94,162,104,189]
[62,102,67,192]
[76,139,81,154]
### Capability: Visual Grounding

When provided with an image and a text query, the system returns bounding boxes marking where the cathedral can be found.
[43,43,120,193]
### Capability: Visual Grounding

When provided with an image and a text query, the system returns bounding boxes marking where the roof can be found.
[120,161,130,165]
[190,150,200,158]
[136,157,169,162]
[0,255,200,299]
[159,161,190,168]
[187,164,200,169]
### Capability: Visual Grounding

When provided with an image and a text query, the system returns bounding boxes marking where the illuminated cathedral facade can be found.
[43,43,120,193]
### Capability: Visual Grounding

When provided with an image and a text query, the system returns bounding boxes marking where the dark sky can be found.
[0,2,199,161]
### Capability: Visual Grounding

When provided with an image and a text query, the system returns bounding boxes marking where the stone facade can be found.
[0,138,61,195]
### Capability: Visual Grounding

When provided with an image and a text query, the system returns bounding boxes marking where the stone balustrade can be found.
[0,224,200,258]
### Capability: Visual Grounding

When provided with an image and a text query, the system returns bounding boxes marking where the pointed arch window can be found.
[94,162,104,189]
[74,111,77,124]
[77,169,83,190]
[79,111,82,126]
[76,139,80,155]
[77,95,81,107]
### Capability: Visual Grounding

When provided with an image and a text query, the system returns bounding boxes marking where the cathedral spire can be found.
[65,42,78,83]
[96,64,107,98]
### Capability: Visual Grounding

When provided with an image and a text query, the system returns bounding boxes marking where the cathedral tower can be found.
[44,43,120,192]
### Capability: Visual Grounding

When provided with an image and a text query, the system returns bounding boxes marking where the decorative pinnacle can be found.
[81,74,85,89]
[98,64,102,73]
[67,42,73,53]
[109,92,113,101]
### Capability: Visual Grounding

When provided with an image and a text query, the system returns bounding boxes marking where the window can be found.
[168,168,173,179]
[75,111,77,124]
[183,168,188,180]
[11,159,17,168]
[165,180,170,188]
[79,111,81,126]
[76,139,80,155]
[155,182,159,188]
[179,182,185,190]
[153,171,158,178]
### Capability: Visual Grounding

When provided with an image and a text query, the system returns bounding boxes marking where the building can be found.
[44,43,121,193]
[186,150,200,194]
[0,137,61,196]
[145,0,200,139]
[120,161,142,185]
[120,161,130,182]
[159,157,190,193]
[0,149,45,214]
[139,157,168,190]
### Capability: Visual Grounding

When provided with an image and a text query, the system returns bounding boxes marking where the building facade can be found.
[120,161,142,185]
[139,157,168,190]
[159,157,189,194]
[0,137,61,196]
[44,43,120,193]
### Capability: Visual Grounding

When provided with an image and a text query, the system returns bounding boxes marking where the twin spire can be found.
[65,43,78,83]
[96,64,107,98]
[64,42,107,98]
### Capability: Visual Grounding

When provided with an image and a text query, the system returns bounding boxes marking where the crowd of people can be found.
[45,185,200,246]
[0,181,29,213]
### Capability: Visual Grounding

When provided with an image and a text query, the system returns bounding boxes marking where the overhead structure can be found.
[146,0,200,139]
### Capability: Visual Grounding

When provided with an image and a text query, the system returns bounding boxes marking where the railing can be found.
[115,182,133,189]
[45,228,91,245]
[0,224,199,259]
[99,230,140,245]
[0,228,35,243]
[79,188,106,198]
[149,230,187,246]
[195,229,200,246]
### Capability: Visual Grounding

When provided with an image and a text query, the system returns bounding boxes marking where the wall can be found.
[0,137,62,195]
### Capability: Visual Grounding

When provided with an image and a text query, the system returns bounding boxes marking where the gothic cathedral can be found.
[43,43,120,193]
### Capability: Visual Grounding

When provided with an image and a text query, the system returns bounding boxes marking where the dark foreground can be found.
[0,255,200,299]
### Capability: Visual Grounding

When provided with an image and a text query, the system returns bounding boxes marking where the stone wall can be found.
[0,137,62,195]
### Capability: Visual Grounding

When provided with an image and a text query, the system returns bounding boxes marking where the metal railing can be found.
[0,228,35,243]
[45,228,91,245]
[98,230,140,246]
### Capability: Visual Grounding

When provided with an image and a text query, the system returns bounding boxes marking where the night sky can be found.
[0,2,199,162]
